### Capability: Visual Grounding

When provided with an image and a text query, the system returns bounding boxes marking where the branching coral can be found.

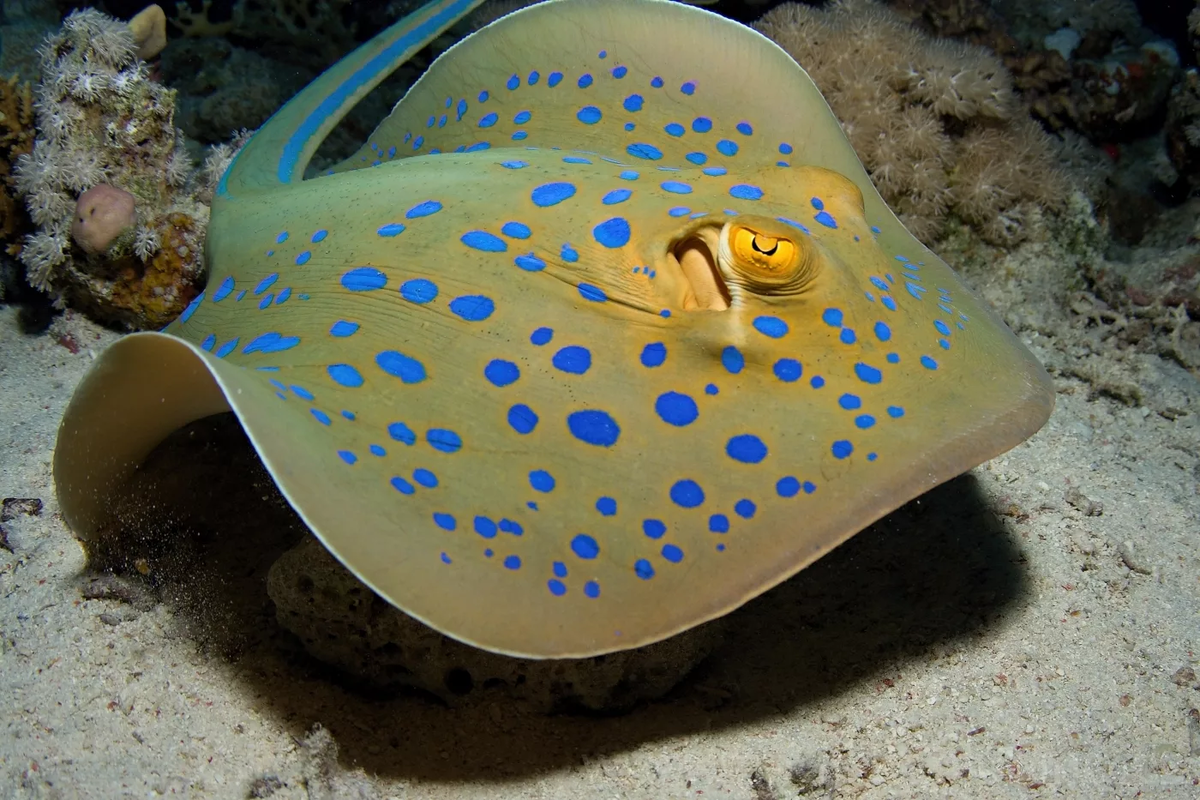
[14,8,213,329]
[755,0,1070,246]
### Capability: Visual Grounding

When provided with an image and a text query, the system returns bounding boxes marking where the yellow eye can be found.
[728,224,804,284]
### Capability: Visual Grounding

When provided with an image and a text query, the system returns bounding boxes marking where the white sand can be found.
[2,211,1199,798]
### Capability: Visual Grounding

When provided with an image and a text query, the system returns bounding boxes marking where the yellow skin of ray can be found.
[53,0,1053,658]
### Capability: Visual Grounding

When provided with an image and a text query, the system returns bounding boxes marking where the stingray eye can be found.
[727,224,805,286]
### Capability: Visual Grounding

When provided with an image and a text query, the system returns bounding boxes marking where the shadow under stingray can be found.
[82,412,1030,783]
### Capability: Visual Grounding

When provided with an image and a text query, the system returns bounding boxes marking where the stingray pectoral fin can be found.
[54,333,231,539]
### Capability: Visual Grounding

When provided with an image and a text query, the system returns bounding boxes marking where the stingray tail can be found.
[216,0,487,198]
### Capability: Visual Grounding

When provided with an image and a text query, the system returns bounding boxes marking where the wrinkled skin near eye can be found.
[719,218,816,294]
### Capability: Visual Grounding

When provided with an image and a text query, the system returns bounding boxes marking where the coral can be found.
[14,8,212,330]
[755,0,1069,246]
[71,183,137,254]
[0,76,36,256]
[129,4,168,61]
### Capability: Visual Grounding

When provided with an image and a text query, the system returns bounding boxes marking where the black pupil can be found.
[752,236,778,257]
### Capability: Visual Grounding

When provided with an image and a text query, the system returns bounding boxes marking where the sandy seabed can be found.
[1,224,1198,799]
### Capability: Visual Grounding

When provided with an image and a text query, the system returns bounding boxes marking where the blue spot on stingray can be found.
[593,217,631,248]
[603,189,632,205]
[721,346,744,374]
[479,112,498,127]
[406,200,442,218]
[377,223,405,237]
[716,139,738,156]
[735,498,756,518]
[567,410,620,447]
[596,497,617,516]
[578,283,607,302]
[822,308,844,327]
[640,342,666,367]
[883,296,897,312]
[508,404,538,434]
[311,409,330,425]
[774,358,802,382]
[276,287,292,305]
[670,479,704,508]
[662,544,684,563]
[815,211,837,228]
[243,333,300,354]
[691,117,713,133]
[501,221,531,238]
[619,170,639,181]
[548,580,566,596]
[776,476,800,497]
[855,415,876,429]
[664,122,685,137]
[577,106,602,124]
[669,206,691,216]
[651,76,664,88]
[504,555,522,571]
[709,514,729,533]
[612,65,627,78]
[506,74,519,90]
[661,181,692,194]
[921,355,938,370]
[461,230,507,252]
[842,328,857,344]
[530,327,553,345]
[291,385,314,401]
[400,278,438,304]
[887,405,905,418]
[387,422,416,445]
[571,534,599,559]
[560,243,579,261]
[730,184,764,200]
[484,359,520,387]
[475,516,498,539]
[635,559,655,579]
[685,152,707,165]
[563,157,592,164]
[514,253,545,271]
[681,81,696,95]
[514,110,531,124]
[338,450,356,465]
[838,394,862,410]
[390,477,414,495]
[753,316,788,338]
[215,337,238,358]
[201,334,216,351]
[705,383,718,395]
[702,166,727,176]
[449,295,495,321]
[552,345,591,374]
[255,274,278,295]
[655,392,698,426]
[627,143,663,160]
[376,351,426,383]
[643,519,666,539]
[275,231,288,244]
[874,321,892,341]
[529,470,555,492]
[736,121,753,136]
[413,468,437,487]
[433,513,456,531]
[831,440,853,459]
[623,94,643,112]
[727,434,767,464]
[855,363,883,384]
[578,73,593,88]
[548,71,563,87]
[934,319,952,336]
[531,182,576,207]
[501,160,527,169]
[213,276,234,302]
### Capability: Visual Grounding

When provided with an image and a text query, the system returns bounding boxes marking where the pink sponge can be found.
[71,184,136,254]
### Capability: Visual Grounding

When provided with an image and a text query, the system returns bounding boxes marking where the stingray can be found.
[53,0,1054,658]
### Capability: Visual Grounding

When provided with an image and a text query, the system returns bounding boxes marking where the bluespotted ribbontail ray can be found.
[54,0,1054,658]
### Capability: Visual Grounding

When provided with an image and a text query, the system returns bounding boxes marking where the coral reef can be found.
[755,0,1069,246]
[14,8,211,330]
[1165,4,1200,197]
